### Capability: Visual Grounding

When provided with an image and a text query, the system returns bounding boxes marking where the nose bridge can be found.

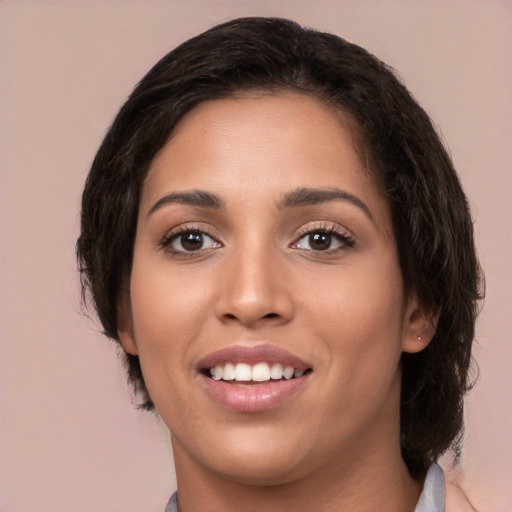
[216,233,293,326]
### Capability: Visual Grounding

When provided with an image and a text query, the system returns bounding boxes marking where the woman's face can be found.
[119,93,424,484]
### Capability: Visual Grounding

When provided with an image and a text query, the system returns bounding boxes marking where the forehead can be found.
[142,93,389,228]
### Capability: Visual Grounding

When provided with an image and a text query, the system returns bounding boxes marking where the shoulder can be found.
[445,481,478,512]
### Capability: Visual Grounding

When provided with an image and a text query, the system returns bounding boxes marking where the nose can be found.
[214,246,295,328]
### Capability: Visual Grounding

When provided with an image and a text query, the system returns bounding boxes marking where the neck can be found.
[171,435,422,512]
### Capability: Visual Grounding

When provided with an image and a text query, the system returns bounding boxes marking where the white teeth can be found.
[234,363,252,381]
[209,362,307,382]
[270,363,283,379]
[252,362,271,382]
[222,362,235,380]
[283,366,294,380]
[212,365,223,381]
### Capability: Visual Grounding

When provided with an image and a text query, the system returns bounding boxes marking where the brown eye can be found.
[166,230,221,253]
[179,232,205,251]
[292,228,354,252]
[308,232,332,251]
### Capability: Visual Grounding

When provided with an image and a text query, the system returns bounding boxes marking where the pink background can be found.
[0,2,510,511]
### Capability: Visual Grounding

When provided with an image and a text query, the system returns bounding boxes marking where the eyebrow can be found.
[147,189,224,217]
[147,186,374,224]
[278,187,375,224]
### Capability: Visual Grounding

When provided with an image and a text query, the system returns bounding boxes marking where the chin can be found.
[172,424,318,487]
[214,453,312,487]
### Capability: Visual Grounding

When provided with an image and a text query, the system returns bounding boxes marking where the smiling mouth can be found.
[205,362,313,383]
[199,346,313,411]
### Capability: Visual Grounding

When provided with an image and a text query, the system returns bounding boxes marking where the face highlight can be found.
[118,93,425,485]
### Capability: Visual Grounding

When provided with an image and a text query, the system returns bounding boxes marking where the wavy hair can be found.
[77,17,483,476]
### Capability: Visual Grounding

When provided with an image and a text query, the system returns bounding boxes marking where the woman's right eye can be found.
[162,229,221,254]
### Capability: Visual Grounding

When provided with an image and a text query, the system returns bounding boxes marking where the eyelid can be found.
[159,223,223,255]
[157,220,354,257]
[290,221,355,252]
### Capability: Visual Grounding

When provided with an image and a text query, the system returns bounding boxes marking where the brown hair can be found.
[77,17,483,476]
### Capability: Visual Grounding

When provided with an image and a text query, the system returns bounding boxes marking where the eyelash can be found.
[291,223,355,253]
[160,225,222,256]
[159,222,355,257]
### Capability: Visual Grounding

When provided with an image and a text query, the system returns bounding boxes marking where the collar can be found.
[414,463,445,512]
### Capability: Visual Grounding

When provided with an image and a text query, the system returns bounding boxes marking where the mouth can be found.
[204,362,312,383]
[198,345,313,412]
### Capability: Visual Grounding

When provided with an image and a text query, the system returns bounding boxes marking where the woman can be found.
[77,17,482,512]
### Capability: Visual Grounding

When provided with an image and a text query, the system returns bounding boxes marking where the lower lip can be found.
[201,375,309,412]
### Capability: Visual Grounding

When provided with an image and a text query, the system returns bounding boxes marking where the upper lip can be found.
[197,344,312,371]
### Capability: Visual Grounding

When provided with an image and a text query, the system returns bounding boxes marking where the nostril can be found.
[223,312,280,321]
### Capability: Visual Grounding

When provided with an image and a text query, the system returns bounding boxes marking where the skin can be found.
[118,93,431,512]
[446,482,478,512]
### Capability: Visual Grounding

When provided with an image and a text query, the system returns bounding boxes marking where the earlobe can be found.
[401,293,438,354]
[117,296,139,356]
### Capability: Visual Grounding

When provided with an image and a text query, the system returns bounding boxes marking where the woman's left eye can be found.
[292,229,354,252]
[162,230,221,253]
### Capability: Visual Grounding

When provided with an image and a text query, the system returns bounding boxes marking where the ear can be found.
[401,291,438,354]
[116,294,139,356]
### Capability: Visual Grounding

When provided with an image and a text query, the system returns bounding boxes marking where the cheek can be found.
[127,266,209,424]
[129,260,214,368]
[304,258,405,381]
[304,255,404,330]
[130,264,209,328]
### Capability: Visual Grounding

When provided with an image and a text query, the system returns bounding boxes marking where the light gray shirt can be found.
[164,463,445,512]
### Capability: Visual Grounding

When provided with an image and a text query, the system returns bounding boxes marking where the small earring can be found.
[417,336,422,341]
